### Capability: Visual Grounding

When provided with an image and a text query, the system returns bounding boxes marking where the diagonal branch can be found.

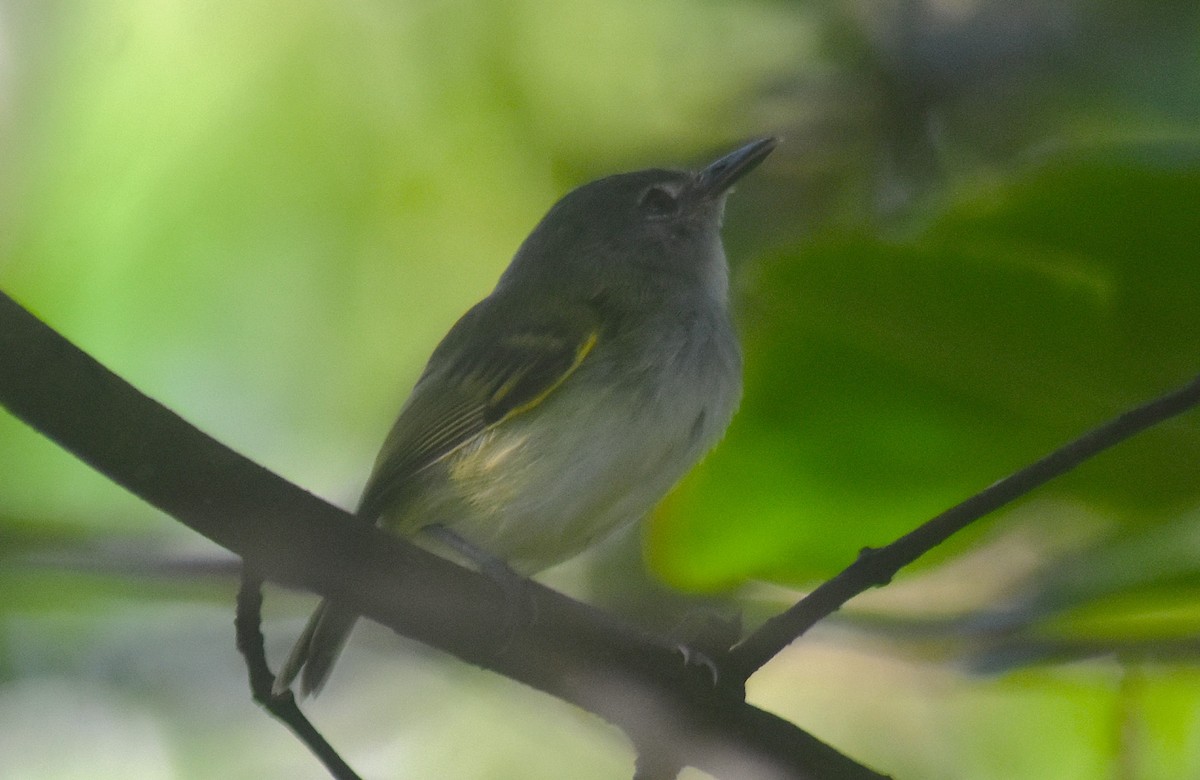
[0,290,887,780]
[727,371,1200,682]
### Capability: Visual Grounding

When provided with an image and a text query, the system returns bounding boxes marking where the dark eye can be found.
[639,185,679,217]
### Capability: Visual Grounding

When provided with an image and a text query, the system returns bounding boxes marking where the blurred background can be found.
[1,1,1199,778]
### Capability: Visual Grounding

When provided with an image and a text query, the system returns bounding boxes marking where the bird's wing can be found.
[356,299,600,521]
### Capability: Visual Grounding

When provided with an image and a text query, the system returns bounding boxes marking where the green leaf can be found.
[654,142,1200,589]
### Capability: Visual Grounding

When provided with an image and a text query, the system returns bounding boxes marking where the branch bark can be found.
[0,290,886,779]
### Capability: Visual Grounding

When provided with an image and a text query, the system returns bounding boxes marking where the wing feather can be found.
[356,298,600,521]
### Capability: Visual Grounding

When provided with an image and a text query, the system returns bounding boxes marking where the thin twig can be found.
[727,372,1200,682]
[235,569,362,780]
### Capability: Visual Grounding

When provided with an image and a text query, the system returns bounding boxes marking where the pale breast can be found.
[434,307,742,572]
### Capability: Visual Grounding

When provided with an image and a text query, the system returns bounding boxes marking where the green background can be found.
[1,1,1199,778]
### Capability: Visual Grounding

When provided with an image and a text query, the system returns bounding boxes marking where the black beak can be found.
[695,137,778,198]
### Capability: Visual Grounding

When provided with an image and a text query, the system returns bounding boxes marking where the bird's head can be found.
[501,138,777,301]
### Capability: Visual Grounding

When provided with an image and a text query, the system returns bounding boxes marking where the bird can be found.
[274,137,777,698]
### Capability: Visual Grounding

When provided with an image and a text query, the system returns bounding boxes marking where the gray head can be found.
[498,138,778,301]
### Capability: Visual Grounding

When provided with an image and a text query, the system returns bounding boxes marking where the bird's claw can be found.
[676,643,721,686]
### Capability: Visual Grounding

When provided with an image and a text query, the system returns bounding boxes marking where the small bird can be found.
[275,138,777,697]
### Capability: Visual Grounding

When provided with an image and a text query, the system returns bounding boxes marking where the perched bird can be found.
[275,137,777,697]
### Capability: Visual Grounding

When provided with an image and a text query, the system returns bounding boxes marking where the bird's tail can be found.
[273,600,358,698]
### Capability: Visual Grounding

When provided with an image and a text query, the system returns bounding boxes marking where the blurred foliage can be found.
[658,142,1200,586]
[2,1,1200,779]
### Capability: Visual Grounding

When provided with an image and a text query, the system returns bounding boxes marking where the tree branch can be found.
[727,371,1200,682]
[0,290,886,780]
[235,570,363,780]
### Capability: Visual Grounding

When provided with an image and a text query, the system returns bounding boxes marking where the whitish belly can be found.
[438,349,739,571]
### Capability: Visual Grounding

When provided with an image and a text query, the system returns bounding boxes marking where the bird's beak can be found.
[694,137,778,198]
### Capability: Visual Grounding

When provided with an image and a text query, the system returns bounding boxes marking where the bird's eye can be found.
[639,185,680,218]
